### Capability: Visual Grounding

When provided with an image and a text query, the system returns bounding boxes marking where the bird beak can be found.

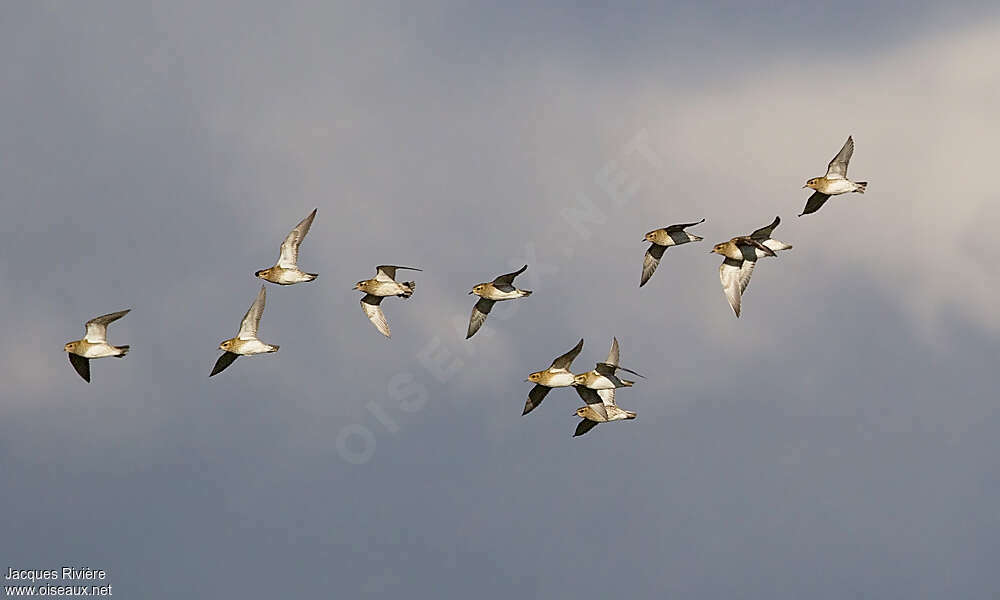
[524,379,530,383]
[802,184,808,188]
[468,291,473,295]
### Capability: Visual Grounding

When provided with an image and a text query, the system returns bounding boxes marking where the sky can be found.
[2,1,999,598]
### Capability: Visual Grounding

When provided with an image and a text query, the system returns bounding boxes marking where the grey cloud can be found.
[2,3,998,599]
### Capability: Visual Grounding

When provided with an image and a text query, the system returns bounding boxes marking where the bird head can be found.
[574,407,589,418]
[219,340,232,351]
[527,371,543,383]
[804,178,820,190]
[470,284,485,295]
[254,269,266,278]
[710,243,728,255]
[63,342,74,352]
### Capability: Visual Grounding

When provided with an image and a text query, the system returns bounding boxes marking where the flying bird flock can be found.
[64,137,868,436]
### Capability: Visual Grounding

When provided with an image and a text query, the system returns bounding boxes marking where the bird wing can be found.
[640,243,666,287]
[573,419,599,437]
[277,209,316,269]
[361,294,390,338]
[523,384,551,416]
[749,216,781,241]
[606,337,621,367]
[492,264,527,287]
[664,218,705,233]
[599,388,616,407]
[68,353,91,383]
[209,351,240,377]
[84,309,130,343]
[799,191,831,216]
[466,297,495,339]
[735,236,776,258]
[375,265,422,283]
[762,238,793,253]
[237,285,266,340]
[825,136,854,179]
[615,365,644,378]
[574,387,609,419]
[720,257,755,318]
[550,338,584,370]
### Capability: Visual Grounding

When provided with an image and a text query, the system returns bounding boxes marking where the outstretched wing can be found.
[84,309,130,343]
[605,337,621,367]
[523,384,550,416]
[550,338,584,370]
[492,264,527,288]
[749,216,781,241]
[799,191,831,216]
[209,351,239,377]
[719,257,755,318]
[599,388,616,407]
[573,419,599,437]
[68,353,91,383]
[237,285,266,340]
[825,136,854,179]
[361,294,390,338]
[665,218,705,233]
[277,209,317,269]
[375,265,422,282]
[466,298,495,339]
[640,243,666,287]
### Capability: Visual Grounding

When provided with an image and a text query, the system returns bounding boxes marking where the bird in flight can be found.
[466,264,532,339]
[572,338,639,437]
[573,337,643,391]
[255,209,319,284]
[640,218,704,287]
[64,309,131,383]
[800,136,868,216]
[211,285,279,377]
[354,265,421,338]
[711,216,792,317]
[523,338,584,416]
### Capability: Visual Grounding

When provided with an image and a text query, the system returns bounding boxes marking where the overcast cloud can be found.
[2,2,999,598]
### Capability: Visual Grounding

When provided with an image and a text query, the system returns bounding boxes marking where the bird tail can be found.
[115,345,130,357]
[625,411,637,419]
[520,290,533,297]
[689,234,704,242]
[307,273,319,281]
[401,282,415,298]
[620,379,634,387]
[855,181,868,193]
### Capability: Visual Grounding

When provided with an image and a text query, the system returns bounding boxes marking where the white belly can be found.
[483,288,523,301]
[822,179,857,195]
[81,343,119,358]
[540,371,576,388]
[234,339,275,355]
